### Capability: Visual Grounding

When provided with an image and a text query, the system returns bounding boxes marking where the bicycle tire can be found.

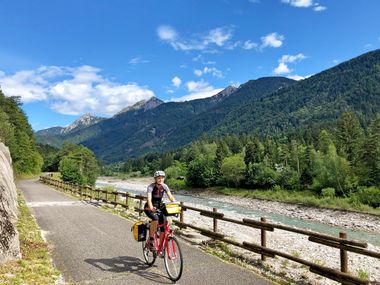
[164,236,183,281]
[142,237,157,266]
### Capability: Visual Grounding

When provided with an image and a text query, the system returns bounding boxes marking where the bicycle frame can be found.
[154,221,176,257]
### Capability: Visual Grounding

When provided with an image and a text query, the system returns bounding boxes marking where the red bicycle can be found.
[142,208,184,282]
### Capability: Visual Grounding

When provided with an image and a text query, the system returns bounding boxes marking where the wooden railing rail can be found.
[39,176,380,285]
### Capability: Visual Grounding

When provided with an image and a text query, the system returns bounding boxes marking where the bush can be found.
[166,178,186,191]
[245,163,279,189]
[354,186,380,208]
[321,187,336,198]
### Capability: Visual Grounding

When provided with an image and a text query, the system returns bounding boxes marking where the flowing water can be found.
[96,180,380,246]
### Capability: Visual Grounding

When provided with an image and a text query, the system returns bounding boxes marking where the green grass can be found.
[0,191,60,285]
[211,187,380,215]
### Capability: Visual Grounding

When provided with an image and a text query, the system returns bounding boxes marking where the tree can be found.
[0,109,15,146]
[245,163,278,189]
[244,138,264,167]
[360,115,380,186]
[311,141,357,196]
[59,145,100,185]
[221,155,246,187]
[186,155,215,188]
[335,111,364,166]
[0,92,42,174]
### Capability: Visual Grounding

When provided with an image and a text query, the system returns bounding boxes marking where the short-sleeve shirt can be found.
[147,183,171,207]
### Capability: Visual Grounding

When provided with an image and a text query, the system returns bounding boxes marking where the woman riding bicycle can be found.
[144,170,176,251]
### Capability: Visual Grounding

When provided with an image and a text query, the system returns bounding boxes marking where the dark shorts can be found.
[144,203,166,232]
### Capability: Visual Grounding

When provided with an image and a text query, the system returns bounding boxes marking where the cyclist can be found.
[144,170,176,251]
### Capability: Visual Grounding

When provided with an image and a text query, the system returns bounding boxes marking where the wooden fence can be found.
[39,176,380,285]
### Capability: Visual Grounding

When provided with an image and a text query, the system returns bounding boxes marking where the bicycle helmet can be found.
[154,170,166,178]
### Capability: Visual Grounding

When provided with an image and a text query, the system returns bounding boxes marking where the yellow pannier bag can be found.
[163,203,181,216]
[131,221,146,242]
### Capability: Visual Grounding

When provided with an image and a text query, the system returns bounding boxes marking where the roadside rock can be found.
[0,142,21,264]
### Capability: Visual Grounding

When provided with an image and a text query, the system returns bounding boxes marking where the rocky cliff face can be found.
[0,142,21,264]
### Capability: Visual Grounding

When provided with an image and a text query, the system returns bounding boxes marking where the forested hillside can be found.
[212,49,380,136]
[0,90,42,174]
[115,111,380,209]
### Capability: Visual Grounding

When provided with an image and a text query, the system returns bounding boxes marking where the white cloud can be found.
[172,76,182,88]
[157,25,178,41]
[333,59,339,64]
[274,53,307,75]
[274,62,292,74]
[287,74,306,80]
[281,0,313,7]
[261,33,284,48]
[171,80,223,102]
[282,0,327,11]
[194,67,224,78]
[279,53,306,63]
[129,57,150,64]
[157,25,240,52]
[242,40,258,50]
[314,5,326,11]
[194,69,203,77]
[0,65,155,116]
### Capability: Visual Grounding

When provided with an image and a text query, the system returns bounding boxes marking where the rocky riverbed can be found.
[97,177,380,284]
[184,189,380,234]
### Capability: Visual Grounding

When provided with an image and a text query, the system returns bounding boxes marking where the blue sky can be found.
[1,0,379,130]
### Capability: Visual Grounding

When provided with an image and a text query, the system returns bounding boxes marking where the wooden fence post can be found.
[180,202,184,224]
[213,208,218,233]
[340,232,348,284]
[261,217,267,261]
[125,193,129,209]
[139,199,143,217]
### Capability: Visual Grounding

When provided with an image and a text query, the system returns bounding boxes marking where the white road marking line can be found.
[26,201,89,207]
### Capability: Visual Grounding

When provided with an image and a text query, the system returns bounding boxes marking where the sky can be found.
[0,0,380,131]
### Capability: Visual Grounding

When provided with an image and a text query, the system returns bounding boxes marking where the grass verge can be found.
[0,191,60,285]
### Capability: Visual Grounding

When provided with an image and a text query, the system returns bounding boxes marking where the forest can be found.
[108,111,380,209]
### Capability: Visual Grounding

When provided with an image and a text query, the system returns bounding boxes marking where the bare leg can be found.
[150,220,158,238]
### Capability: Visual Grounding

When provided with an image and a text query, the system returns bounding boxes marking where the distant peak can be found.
[211,85,238,102]
[61,113,104,134]
[115,96,163,115]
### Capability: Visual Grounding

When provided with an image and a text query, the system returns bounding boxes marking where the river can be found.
[96,180,380,247]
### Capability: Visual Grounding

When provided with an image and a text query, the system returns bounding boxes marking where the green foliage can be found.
[59,145,100,186]
[245,163,278,189]
[335,111,364,166]
[321,188,336,198]
[220,155,246,187]
[164,161,187,179]
[354,186,380,208]
[0,91,42,175]
[186,155,215,187]
[311,135,357,196]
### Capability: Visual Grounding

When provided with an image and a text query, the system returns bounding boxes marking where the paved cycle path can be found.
[19,179,276,285]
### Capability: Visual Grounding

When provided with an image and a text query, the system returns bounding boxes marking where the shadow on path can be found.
[84,255,172,284]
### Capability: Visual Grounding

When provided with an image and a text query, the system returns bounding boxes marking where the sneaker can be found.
[147,239,156,251]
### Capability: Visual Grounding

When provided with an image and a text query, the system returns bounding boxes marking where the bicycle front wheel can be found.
[164,236,183,281]
[142,238,157,266]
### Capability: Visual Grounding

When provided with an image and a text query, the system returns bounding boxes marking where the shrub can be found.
[321,187,336,198]
[354,186,380,208]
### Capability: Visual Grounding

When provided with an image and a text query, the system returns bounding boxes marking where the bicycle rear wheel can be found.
[164,236,183,281]
[142,237,157,266]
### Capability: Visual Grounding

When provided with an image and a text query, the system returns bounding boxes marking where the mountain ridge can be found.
[36,49,380,163]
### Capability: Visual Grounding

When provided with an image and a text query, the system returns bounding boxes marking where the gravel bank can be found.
[97,177,380,284]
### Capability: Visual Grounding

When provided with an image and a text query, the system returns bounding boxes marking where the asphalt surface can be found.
[18,179,276,285]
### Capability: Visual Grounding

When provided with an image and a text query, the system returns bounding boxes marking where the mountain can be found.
[36,113,105,146]
[78,79,293,162]
[211,49,380,136]
[36,49,380,163]
[115,96,163,116]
